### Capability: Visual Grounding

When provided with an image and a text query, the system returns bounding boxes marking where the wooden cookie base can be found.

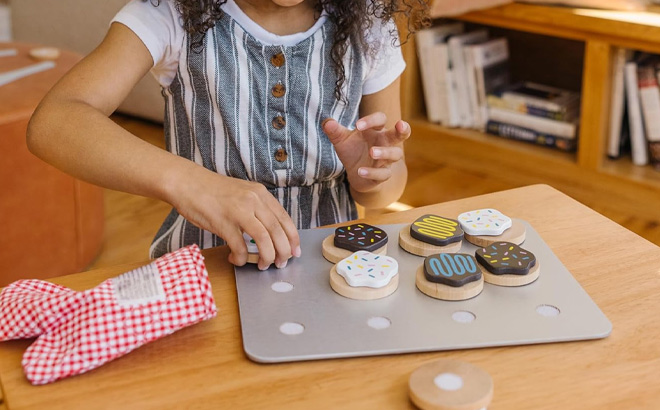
[409,359,494,410]
[398,225,462,257]
[415,266,484,301]
[479,260,541,287]
[322,234,387,264]
[464,219,526,247]
[329,266,399,300]
[245,253,260,264]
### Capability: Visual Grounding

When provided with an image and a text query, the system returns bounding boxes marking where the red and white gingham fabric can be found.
[1,244,216,385]
[0,280,83,340]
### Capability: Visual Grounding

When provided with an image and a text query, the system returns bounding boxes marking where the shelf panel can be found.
[453,3,660,54]
[409,118,577,167]
[600,158,660,189]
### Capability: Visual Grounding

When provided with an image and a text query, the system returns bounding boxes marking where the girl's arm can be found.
[323,77,410,210]
[27,23,299,270]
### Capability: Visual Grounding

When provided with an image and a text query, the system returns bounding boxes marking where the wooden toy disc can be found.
[29,47,60,61]
[399,225,462,257]
[480,260,541,287]
[464,219,526,247]
[322,234,387,264]
[409,359,494,410]
[329,266,398,300]
[245,253,260,264]
[415,266,483,301]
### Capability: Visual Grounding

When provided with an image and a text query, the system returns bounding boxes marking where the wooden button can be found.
[272,115,286,130]
[270,52,285,67]
[274,147,287,162]
[272,83,285,98]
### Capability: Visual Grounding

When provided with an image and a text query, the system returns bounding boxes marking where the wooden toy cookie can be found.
[329,251,399,300]
[409,359,494,410]
[415,253,483,301]
[399,214,463,257]
[243,233,260,264]
[458,209,525,247]
[322,223,388,263]
[476,242,540,286]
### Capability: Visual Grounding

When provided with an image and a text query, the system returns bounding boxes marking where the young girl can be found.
[27,0,428,271]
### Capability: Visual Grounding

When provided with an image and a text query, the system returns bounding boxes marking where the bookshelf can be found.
[401,3,660,194]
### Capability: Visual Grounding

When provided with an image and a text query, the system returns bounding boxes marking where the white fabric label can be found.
[111,263,166,306]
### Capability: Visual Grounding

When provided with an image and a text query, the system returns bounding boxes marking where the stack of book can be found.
[608,49,660,170]
[416,23,581,152]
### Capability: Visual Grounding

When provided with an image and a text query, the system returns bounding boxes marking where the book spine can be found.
[625,61,649,166]
[487,95,571,121]
[488,107,577,139]
[486,120,577,151]
[607,48,628,158]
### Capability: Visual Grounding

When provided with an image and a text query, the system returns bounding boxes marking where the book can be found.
[486,94,577,121]
[496,82,580,115]
[448,30,489,128]
[486,120,577,151]
[416,24,464,124]
[487,107,578,139]
[607,48,631,159]
[624,59,649,166]
[465,38,510,130]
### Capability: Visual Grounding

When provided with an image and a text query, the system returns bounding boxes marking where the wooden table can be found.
[1,185,659,409]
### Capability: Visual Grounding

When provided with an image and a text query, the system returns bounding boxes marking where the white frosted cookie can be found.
[457,209,512,236]
[330,251,399,300]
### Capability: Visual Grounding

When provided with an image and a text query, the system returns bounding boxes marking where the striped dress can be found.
[113,0,406,258]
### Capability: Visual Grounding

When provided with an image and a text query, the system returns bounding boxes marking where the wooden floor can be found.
[87,114,660,270]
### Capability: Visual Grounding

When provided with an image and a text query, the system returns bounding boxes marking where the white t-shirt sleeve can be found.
[362,18,406,96]
[111,0,184,87]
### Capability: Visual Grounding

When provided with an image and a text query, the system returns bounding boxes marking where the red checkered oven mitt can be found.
[8,244,217,385]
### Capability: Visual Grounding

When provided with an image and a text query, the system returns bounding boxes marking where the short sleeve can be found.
[362,18,407,96]
[111,0,184,87]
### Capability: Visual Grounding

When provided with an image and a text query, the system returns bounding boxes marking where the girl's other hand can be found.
[170,167,301,271]
[323,113,410,193]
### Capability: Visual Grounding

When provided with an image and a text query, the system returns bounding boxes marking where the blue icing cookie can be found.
[423,253,482,287]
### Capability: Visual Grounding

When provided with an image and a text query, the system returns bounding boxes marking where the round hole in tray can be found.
[279,322,305,335]
[451,311,476,324]
[536,304,561,317]
[271,281,294,293]
[367,316,391,330]
[434,372,464,391]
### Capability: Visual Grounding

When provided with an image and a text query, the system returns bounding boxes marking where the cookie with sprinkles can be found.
[330,251,399,300]
[476,242,536,275]
[476,242,541,286]
[416,253,484,301]
[323,224,388,264]
[458,209,512,236]
[334,223,388,252]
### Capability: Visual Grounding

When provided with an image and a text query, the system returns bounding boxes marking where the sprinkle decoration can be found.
[334,223,388,252]
[475,241,536,275]
[457,209,512,236]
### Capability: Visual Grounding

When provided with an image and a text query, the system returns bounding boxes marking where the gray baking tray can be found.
[234,221,611,363]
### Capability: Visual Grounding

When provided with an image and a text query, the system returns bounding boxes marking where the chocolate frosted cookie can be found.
[423,253,482,287]
[410,215,464,246]
[334,223,388,253]
[476,242,536,275]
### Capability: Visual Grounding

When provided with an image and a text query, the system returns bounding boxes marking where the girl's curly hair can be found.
[146,0,429,101]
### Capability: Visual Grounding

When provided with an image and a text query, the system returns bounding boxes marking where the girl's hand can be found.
[323,112,410,193]
[171,167,301,271]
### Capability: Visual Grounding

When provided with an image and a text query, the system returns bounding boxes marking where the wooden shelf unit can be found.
[401,3,660,192]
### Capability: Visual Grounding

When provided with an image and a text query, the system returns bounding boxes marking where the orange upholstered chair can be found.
[0,42,104,286]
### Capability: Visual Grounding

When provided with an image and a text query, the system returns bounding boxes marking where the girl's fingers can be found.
[370,146,403,162]
[357,166,392,182]
[355,112,387,132]
[385,120,411,143]
[225,226,249,267]
[322,118,351,145]
[242,218,276,271]
[262,192,301,258]
[256,208,292,269]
